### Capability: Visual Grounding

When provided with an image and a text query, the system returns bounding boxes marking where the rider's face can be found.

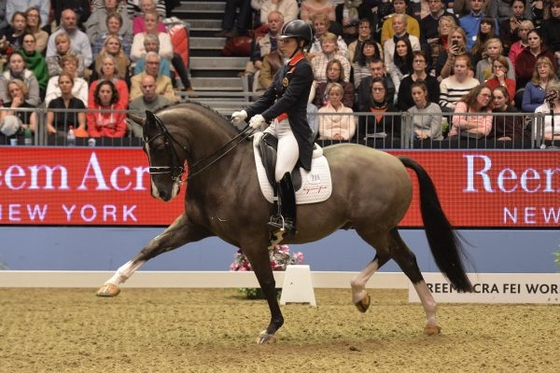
[279,38,298,57]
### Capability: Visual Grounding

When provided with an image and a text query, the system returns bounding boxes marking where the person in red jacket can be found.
[87,79,127,137]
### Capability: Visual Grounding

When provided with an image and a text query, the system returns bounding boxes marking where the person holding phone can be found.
[436,25,470,80]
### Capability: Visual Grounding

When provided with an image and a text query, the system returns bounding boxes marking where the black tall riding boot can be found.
[269,172,297,236]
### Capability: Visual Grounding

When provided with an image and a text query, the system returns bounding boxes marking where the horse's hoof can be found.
[354,293,370,313]
[96,283,121,297]
[423,325,442,336]
[256,330,276,344]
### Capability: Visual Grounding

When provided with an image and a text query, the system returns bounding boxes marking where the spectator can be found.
[300,0,336,24]
[357,76,400,142]
[46,9,93,68]
[257,0,299,26]
[90,11,133,58]
[19,32,48,99]
[475,38,515,83]
[87,79,127,138]
[46,72,87,136]
[0,78,37,135]
[351,38,383,88]
[439,54,480,111]
[508,20,534,71]
[380,0,420,45]
[521,56,558,112]
[453,0,490,18]
[541,0,560,64]
[45,32,86,78]
[406,80,443,141]
[448,84,493,139]
[334,0,364,44]
[420,0,457,48]
[45,53,88,107]
[256,49,282,91]
[348,18,377,64]
[130,51,178,102]
[534,79,560,140]
[249,9,283,89]
[128,74,170,137]
[124,0,166,19]
[308,13,348,60]
[313,58,355,108]
[469,16,497,65]
[6,0,49,29]
[214,0,252,38]
[498,0,531,55]
[490,0,533,22]
[0,0,8,34]
[24,6,48,54]
[317,82,356,140]
[132,0,166,35]
[515,29,556,92]
[0,51,39,106]
[0,11,26,51]
[437,25,470,80]
[429,15,457,77]
[356,58,396,110]
[311,32,351,83]
[133,33,170,77]
[490,85,526,141]
[484,55,516,104]
[397,50,440,111]
[89,54,129,110]
[459,0,498,52]
[53,0,91,30]
[92,35,131,82]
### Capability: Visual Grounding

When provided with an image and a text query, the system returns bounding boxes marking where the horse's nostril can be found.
[158,190,169,200]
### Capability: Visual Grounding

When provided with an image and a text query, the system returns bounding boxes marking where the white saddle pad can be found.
[252,132,332,205]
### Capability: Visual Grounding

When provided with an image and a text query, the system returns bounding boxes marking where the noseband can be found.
[145,114,253,183]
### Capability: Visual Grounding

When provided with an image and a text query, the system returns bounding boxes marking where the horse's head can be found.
[131,110,186,202]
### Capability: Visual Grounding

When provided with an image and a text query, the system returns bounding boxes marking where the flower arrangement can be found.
[230,245,304,299]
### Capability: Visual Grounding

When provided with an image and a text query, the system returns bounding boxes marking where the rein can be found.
[146,115,253,183]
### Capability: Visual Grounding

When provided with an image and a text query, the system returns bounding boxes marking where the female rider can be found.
[231,19,314,236]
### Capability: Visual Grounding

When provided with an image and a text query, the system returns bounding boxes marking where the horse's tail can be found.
[398,156,473,292]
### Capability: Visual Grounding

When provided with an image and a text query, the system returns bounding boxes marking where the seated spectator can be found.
[20,32,48,99]
[24,6,48,54]
[0,78,37,135]
[124,0,167,19]
[384,29,418,93]
[508,20,534,71]
[46,32,86,78]
[91,35,131,83]
[133,33,171,77]
[130,51,178,102]
[317,82,356,140]
[249,10,283,91]
[46,9,93,69]
[406,81,444,141]
[380,0,420,45]
[459,0,497,51]
[534,80,560,140]
[475,38,515,83]
[347,18,377,64]
[89,54,129,110]
[91,12,133,58]
[515,29,556,92]
[448,84,493,140]
[541,0,560,63]
[521,56,558,112]
[469,16,497,66]
[497,0,531,55]
[420,1,458,54]
[311,32,351,83]
[334,0,364,44]
[436,25,470,80]
[489,0,532,23]
[258,0,299,26]
[313,59,354,109]
[308,13,348,60]
[300,0,336,25]
[490,86,527,141]
[128,74,171,137]
[6,1,50,29]
[87,80,127,138]
[356,58,396,110]
[46,72,87,136]
[397,50,440,111]
[351,39,382,88]
[0,51,40,106]
[0,11,26,51]
[357,76,400,141]
[484,55,516,104]
[439,54,480,112]
[45,54,88,107]
[53,0,92,31]
[132,0,166,35]
[426,14,457,77]
[87,0,133,48]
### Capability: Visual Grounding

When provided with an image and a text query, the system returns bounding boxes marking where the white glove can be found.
[249,114,266,129]
[231,110,247,125]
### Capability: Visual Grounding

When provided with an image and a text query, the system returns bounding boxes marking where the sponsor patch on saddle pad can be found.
[252,132,332,204]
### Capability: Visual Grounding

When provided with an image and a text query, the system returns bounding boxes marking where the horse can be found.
[96,102,473,344]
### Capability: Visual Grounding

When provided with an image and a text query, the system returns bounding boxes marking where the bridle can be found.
[144,114,253,184]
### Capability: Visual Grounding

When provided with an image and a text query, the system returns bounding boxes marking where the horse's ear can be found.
[128,113,145,127]
[145,110,157,129]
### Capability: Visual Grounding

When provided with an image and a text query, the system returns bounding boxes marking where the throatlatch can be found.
[268,172,297,236]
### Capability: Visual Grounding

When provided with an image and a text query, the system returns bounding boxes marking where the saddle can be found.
[257,132,302,191]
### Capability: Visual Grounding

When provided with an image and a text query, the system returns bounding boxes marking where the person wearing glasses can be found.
[448,84,493,140]
[358,76,400,142]
[24,6,48,53]
[19,32,47,100]
[397,50,440,111]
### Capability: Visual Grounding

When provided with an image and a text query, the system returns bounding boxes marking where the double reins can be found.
[146,114,253,183]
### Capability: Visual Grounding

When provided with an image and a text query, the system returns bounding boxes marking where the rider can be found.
[231,19,314,236]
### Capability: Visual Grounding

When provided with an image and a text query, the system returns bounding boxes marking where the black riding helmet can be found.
[278,19,313,50]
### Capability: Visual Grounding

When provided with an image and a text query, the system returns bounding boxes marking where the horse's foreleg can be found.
[97,213,209,297]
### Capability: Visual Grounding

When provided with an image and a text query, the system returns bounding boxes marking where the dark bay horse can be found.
[97,102,472,344]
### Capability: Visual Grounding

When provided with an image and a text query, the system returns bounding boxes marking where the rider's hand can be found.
[231,110,247,125]
[249,114,266,129]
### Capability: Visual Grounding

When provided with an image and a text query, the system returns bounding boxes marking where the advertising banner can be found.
[0,148,558,227]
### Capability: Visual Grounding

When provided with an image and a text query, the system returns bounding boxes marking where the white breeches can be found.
[264,119,299,181]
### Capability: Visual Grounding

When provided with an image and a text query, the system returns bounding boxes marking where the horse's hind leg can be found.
[350,253,390,313]
[97,213,210,297]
